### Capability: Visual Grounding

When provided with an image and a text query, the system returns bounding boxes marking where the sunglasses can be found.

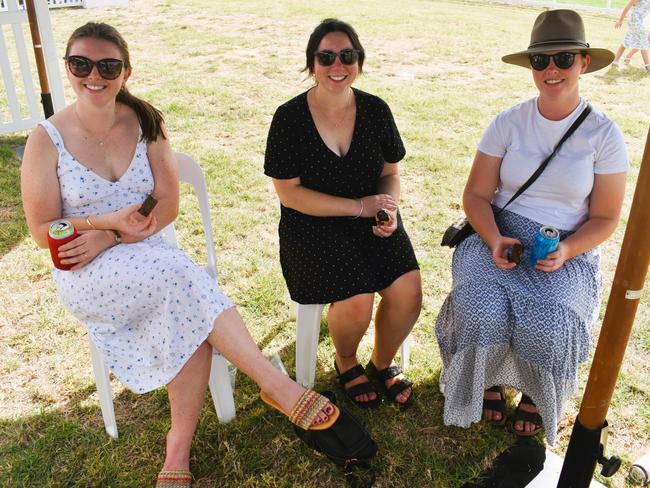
[315,49,360,66]
[65,55,124,80]
[529,52,579,71]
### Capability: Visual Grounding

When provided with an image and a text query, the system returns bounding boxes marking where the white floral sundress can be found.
[624,0,650,49]
[41,120,233,394]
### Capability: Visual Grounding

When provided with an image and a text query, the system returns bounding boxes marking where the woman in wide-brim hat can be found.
[435,9,629,444]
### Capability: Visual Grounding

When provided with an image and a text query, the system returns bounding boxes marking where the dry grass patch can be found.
[0,0,648,487]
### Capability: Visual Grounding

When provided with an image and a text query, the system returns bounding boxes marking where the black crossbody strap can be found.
[496,103,592,215]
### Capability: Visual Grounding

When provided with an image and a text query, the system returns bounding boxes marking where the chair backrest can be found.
[160,152,218,280]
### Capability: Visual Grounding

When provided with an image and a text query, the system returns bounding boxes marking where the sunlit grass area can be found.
[0,1,648,486]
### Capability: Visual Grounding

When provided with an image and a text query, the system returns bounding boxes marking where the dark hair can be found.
[304,18,365,75]
[65,22,165,143]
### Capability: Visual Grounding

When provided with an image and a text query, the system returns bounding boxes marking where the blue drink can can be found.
[529,226,560,266]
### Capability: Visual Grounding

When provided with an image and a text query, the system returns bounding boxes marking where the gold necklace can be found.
[74,104,119,147]
[312,89,354,128]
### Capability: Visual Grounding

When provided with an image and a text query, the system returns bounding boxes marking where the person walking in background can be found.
[435,10,628,444]
[615,31,650,66]
[265,19,421,411]
[21,22,343,488]
[612,0,650,71]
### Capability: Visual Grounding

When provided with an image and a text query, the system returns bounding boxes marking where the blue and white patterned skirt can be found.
[435,210,601,445]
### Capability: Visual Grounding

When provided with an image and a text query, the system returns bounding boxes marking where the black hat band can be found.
[528,39,590,49]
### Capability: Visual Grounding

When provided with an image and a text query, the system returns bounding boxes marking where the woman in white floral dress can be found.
[21,22,338,488]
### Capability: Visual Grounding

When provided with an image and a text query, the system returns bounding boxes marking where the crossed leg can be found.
[208,307,334,420]
[162,307,335,471]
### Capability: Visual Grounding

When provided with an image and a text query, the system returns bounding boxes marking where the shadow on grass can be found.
[0,329,520,488]
[0,136,29,259]
[595,66,650,84]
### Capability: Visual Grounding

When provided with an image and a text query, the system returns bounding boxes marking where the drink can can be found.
[529,225,560,266]
[629,451,650,485]
[47,220,78,270]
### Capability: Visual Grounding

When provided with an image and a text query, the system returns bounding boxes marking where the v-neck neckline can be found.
[46,120,141,184]
[305,87,358,159]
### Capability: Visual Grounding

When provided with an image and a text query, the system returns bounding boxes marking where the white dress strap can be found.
[39,120,66,156]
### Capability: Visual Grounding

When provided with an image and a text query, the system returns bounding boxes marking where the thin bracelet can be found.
[351,199,363,219]
[86,216,97,230]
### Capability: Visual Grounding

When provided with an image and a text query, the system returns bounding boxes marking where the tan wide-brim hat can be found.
[502,9,614,73]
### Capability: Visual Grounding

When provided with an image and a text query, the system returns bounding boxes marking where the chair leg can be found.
[399,335,410,371]
[295,303,325,388]
[208,349,236,423]
[88,338,118,439]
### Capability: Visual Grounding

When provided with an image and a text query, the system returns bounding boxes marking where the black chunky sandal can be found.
[482,385,507,427]
[365,361,414,411]
[513,394,543,436]
[334,361,381,410]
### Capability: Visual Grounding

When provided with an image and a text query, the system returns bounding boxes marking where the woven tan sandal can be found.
[260,389,339,430]
[155,469,192,488]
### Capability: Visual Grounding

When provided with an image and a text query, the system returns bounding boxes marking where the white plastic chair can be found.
[293,302,411,388]
[88,152,236,439]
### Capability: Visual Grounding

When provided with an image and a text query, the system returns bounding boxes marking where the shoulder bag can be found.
[441,104,592,248]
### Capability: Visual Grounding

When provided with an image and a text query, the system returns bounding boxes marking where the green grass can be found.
[0,139,28,257]
[0,0,648,487]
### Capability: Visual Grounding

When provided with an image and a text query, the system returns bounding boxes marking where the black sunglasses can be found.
[65,55,124,80]
[314,49,360,66]
[529,52,579,71]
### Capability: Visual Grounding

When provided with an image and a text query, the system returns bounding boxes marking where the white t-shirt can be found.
[477,97,629,231]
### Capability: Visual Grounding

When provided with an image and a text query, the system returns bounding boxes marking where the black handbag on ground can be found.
[293,391,377,488]
[440,104,592,248]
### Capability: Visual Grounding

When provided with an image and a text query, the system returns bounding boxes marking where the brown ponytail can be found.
[65,22,165,143]
[116,86,165,143]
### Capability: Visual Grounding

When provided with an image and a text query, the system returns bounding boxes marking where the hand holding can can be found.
[374,209,390,226]
[47,220,78,270]
[529,226,560,266]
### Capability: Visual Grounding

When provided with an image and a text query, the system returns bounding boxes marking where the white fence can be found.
[0,1,83,11]
[0,0,65,135]
[1,0,128,10]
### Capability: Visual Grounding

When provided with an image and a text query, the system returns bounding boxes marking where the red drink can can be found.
[47,220,78,270]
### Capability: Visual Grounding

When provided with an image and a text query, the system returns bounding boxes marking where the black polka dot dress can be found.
[264,88,419,304]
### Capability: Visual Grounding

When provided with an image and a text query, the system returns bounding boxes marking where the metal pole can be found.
[25,0,53,119]
[558,127,650,486]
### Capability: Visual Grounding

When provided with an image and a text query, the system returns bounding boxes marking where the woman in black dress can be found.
[265,19,421,409]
